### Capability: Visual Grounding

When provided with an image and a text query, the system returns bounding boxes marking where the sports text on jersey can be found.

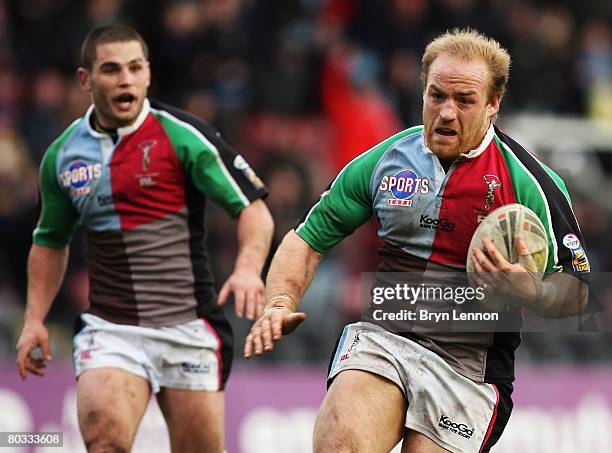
[60,160,102,196]
[379,169,429,207]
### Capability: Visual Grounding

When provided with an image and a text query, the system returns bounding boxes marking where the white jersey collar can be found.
[85,98,151,138]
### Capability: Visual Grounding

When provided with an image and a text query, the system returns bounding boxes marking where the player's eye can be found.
[100,65,120,74]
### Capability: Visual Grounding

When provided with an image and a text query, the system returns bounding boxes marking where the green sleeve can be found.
[154,109,268,218]
[295,147,386,253]
[295,127,422,253]
[32,142,80,248]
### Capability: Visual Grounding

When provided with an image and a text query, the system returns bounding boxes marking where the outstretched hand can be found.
[244,306,307,358]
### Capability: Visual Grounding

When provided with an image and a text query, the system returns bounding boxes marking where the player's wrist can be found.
[524,280,556,313]
[264,294,297,312]
[538,280,557,308]
[23,309,47,325]
[233,260,264,277]
[234,245,268,275]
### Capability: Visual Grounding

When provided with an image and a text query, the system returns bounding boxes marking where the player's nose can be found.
[117,67,134,85]
[439,100,457,121]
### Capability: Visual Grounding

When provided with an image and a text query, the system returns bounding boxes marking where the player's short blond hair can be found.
[421,29,511,101]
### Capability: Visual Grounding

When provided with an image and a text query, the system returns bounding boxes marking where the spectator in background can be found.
[21,69,67,161]
[259,154,312,250]
[387,49,423,126]
[0,64,21,128]
[0,128,38,300]
[320,43,401,171]
[0,0,12,60]
[577,19,612,120]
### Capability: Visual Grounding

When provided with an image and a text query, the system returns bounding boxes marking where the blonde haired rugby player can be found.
[245,29,589,453]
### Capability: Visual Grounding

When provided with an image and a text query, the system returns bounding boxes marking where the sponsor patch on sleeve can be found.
[563,234,590,272]
[234,155,264,189]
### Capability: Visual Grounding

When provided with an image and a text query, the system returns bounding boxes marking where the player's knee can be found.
[313,405,362,453]
[81,408,130,453]
[314,432,361,453]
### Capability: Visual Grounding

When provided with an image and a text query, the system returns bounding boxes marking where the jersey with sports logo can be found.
[296,124,589,383]
[34,99,268,327]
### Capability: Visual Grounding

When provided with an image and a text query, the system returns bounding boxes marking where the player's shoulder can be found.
[42,116,86,163]
[345,125,424,171]
[148,99,220,142]
[493,125,572,204]
[493,125,549,174]
[378,125,424,153]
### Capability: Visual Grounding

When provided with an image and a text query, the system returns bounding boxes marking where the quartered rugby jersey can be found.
[296,124,589,383]
[33,99,267,327]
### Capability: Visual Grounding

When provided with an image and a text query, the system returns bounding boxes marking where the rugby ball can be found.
[466,204,549,311]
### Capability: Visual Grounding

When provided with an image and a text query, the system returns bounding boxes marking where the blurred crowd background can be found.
[1,0,612,367]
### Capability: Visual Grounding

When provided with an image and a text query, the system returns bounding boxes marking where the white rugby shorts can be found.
[328,322,511,453]
[73,313,227,393]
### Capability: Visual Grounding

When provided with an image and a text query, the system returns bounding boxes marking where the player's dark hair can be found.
[80,25,149,70]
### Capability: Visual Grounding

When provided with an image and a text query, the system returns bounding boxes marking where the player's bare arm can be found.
[16,244,69,379]
[472,237,588,318]
[218,199,274,320]
[244,230,322,358]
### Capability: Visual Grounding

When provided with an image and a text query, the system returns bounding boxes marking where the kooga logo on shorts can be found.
[438,415,474,439]
[181,362,210,374]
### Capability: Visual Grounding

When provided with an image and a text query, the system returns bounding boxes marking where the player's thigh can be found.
[401,429,452,453]
[77,368,151,451]
[157,388,224,453]
[314,369,407,453]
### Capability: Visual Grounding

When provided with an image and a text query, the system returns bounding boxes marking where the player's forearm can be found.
[264,230,322,312]
[25,244,69,323]
[529,273,588,318]
[234,199,274,275]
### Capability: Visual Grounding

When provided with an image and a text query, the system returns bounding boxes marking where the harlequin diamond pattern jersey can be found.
[296,124,589,383]
[33,99,268,327]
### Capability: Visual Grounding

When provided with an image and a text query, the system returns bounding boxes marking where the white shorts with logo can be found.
[73,313,225,393]
[328,322,506,453]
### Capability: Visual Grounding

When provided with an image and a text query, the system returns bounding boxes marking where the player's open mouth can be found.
[435,128,457,136]
[114,94,137,111]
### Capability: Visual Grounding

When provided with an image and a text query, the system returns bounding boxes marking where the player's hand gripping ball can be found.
[466,204,548,312]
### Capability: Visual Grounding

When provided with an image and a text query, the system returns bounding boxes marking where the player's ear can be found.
[145,60,151,88]
[487,92,501,118]
[77,67,91,92]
